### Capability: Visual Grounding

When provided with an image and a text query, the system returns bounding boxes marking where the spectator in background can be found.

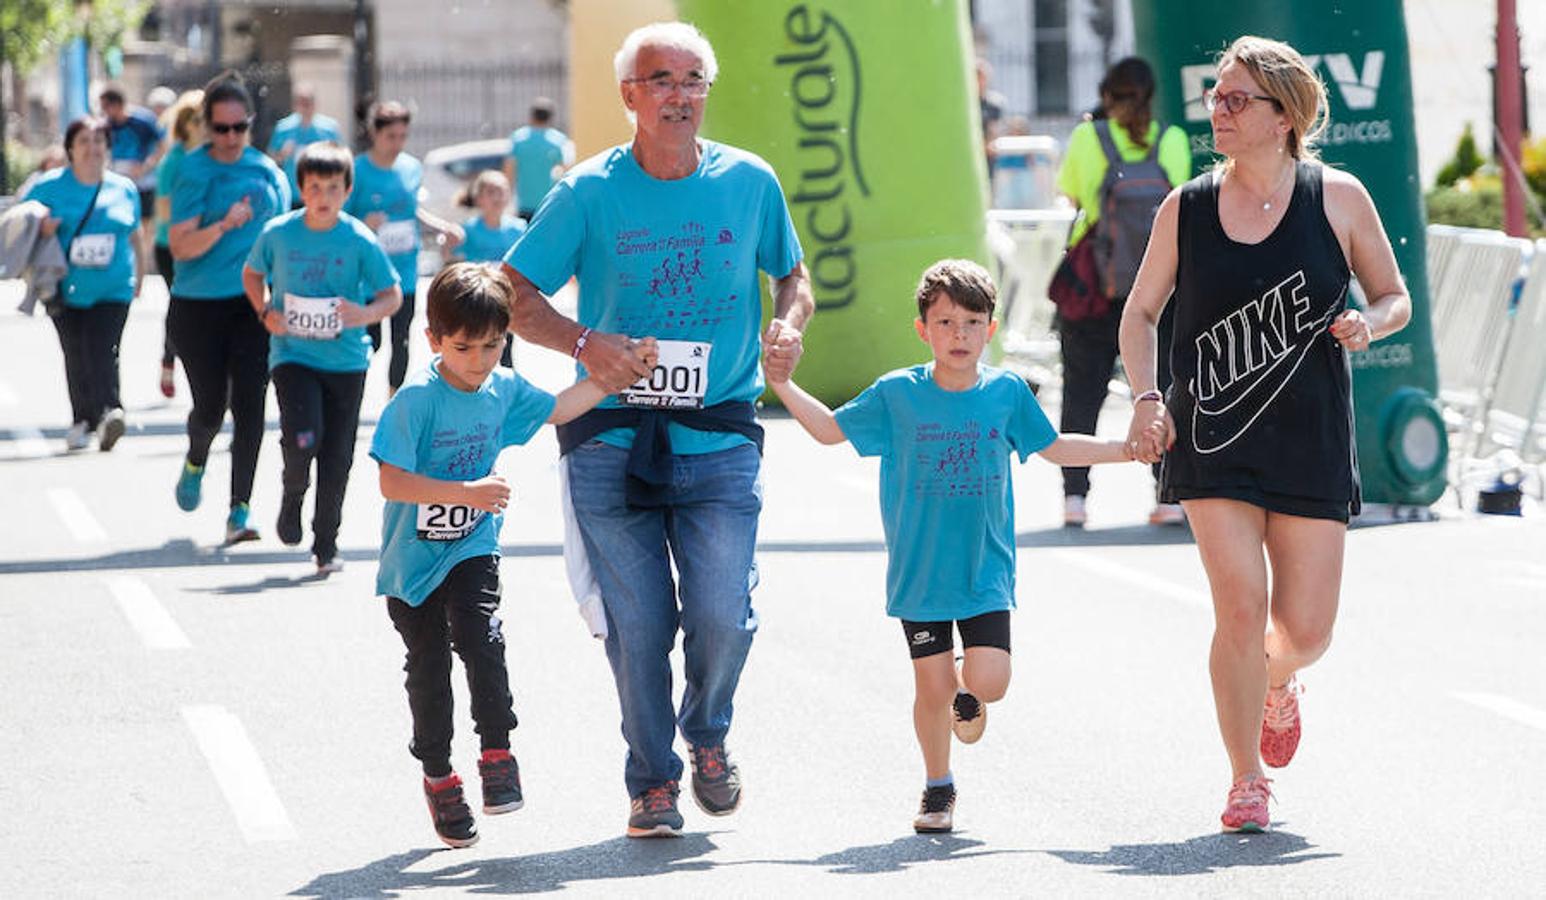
[1053,56,1191,528]
[99,83,165,240]
[503,97,575,220]
[976,58,1007,177]
[153,89,206,398]
[267,84,343,207]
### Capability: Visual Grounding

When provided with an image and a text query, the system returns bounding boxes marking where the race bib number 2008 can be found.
[620,340,710,410]
[283,294,342,340]
[415,503,485,541]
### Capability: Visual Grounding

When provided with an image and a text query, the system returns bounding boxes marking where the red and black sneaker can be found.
[423,773,479,848]
[688,744,742,816]
[627,781,684,838]
[478,749,524,814]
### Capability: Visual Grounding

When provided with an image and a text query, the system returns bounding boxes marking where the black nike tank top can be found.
[1162,160,1360,518]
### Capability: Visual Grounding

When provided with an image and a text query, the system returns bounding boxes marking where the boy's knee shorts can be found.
[899,610,1011,660]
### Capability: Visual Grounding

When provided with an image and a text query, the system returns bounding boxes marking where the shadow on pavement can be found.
[1016,524,1195,548]
[290,834,722,897]
[1046,828,1339,875]
[790,832,1029,875]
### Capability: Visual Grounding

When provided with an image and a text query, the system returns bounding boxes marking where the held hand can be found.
[579,331,653,393]
[221,197,253,232]
[761,318,805,385]
[365,212,387,231]
[1126,399,1174,465]
[632,335,659,370]
[1328,309,1372,351]
[462,474,512,514]
[40,217,61,238]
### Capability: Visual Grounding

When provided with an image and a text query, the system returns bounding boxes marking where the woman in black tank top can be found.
[1116,36,1412,833]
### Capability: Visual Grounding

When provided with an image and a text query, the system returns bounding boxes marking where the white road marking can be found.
[47,487,107,542]
[8,426,49,459]
[1045,548,1211,609]
[105,576,190,650]
[0,381,17,407]
[181,705,297,842]
[1451,692,1546,733]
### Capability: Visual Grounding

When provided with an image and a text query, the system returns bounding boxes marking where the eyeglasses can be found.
[1203,88,1279,115]
[625,75,712,99]
[209,118,251,135]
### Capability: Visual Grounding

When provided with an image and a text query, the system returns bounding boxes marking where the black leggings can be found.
[155,245,176,365]
[368,292,416,390]
[167,295,270,508]
[51,302,129,428]
[271,364,367,562]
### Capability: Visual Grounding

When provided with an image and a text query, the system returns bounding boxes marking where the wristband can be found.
[1133,389,1164,406]
[572,327,592,360]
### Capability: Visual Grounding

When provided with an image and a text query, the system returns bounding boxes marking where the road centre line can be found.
[105,576,190,650]
[47,487,107,542]
[1045,548,1211,609]
[181,705,297,843]
[1451,692,1546,734]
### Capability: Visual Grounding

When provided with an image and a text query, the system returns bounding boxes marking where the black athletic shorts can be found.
[899,610,1012,660]
[138,187,155,219]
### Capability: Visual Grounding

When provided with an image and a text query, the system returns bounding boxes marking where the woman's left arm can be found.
[1327,171,1411,348]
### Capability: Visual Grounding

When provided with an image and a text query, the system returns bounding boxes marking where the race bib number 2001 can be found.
[415,503,485,541]
[620,340,711,410]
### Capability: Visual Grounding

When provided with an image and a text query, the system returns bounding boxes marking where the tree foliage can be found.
[1435,123,1485,189]
[1,0,150,76]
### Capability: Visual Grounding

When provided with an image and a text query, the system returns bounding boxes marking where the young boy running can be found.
[243,142,402,575]
[371,263,646,848]
[769,259,1134,834]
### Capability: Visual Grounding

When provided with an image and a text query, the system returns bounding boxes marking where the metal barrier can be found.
[988,207,1074,390]
[1479,239,1546,467]
[1432,231,1529,424]
[378,59,567,157]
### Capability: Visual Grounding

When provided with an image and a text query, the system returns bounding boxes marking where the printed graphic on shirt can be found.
[911,419,1005,499]
[611,222,745,336]
[431,421,495,479]
[1190,270,1341,454]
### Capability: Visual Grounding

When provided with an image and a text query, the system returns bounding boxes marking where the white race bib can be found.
[283,294,343,340]
[415,503,485,541]
[377,220,417,255]
[69,233,116,269]
[620,340,711,409]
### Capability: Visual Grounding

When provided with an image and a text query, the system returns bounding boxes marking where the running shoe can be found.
[159,360,176,399]
[951,691,987,744]
[688,744,742,816]
[1063,495,1087,528]
[913,784,957,834]
[1148,502,1186,526]
[224,503,260,545]
[1220,774,1273,833]
[65,422,92,452]
[174,461,204,511]
[315,556,344,578]
[277,493,304,546]
[627,781,684,838]
[1260,677,1304,768]
[98,408,126,452]
[478,749,524,814]
[423,773,479,848]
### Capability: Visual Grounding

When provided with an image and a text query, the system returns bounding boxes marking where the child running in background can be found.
[371,263,651,848]
[446,170,526,367]
[769,259,1135,834]
[243,142,402,575]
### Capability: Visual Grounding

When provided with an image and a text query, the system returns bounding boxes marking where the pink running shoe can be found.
[1260,677,1304,768]
[1220,774,1273,833]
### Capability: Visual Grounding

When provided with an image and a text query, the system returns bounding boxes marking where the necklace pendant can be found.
[1262,201,1272,211]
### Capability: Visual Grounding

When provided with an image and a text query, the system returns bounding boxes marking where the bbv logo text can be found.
[1181,51,1385,122]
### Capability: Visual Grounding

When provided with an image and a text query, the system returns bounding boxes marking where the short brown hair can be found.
[915,259,997,321]
[296,141,354,190]
[426,263,512,339]
[369,100,412,133]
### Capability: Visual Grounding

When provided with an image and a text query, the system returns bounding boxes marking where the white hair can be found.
[613,21,719,84]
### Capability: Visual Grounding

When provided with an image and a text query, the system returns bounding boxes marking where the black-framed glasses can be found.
[209,118,252,135]
[1202,88,1279,115]
[624,75,712,99]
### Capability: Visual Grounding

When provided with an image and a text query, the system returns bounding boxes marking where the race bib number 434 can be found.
[69,233,116,268]
[620,340,711,409]
[415,503,485,541]
[283,294,342,340]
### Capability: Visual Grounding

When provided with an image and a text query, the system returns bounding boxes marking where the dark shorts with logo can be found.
[899,610,1012,660]
[1167,486,1352,524]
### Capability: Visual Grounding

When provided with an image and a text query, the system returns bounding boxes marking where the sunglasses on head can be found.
[210,119,251,135]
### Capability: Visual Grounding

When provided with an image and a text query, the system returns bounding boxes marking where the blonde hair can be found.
[456,169,511,208]
[1217,35,1328,160]
[165,89,205,147]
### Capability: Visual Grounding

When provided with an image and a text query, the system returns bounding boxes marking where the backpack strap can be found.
[1093,119,1121,166]
[1145,122,1165,162]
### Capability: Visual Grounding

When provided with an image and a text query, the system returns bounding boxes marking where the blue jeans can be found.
[567,440,762,799]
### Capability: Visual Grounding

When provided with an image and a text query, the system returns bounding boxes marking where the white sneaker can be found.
[1148,502,1186,526]
[1063,495,1087,528]
[316,557,344,577]
[65,422,92,451]
[98,408,126,451]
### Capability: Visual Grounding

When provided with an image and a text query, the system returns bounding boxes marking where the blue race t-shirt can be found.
[169,145,290,299]
[154,142,188,248]
[371,363,557,606]
[21,168,140,307]
[345,152,422,294]
[267,112,343,198]
[459,213,525,263]
[245,209,400,372]
[834,364,1058,622]
[505,140,803,455]
[108,108,162,166]
[508,125,574,212]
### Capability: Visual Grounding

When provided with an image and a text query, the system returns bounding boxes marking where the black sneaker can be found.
[423,774,479,848]
[478,750,524,814]
[688,744,742,816]
[276,493,303,546]
[913,784,957,834]
[951,691,987,744]
[627,781,684,838]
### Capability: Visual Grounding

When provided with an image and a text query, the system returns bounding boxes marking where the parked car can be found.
[421,138,510,226]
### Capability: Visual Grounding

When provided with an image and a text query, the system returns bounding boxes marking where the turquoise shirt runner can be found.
[505,140,803,456]
[267,112,343,198]
[508,125,574,212]
[245,209,400,373]
[834,364,1057,622]
[154,142,187,248]
[345,152,422,295]
[169,145,290,299]
[371,363,556,606]
[21,168,141,308]
[459,214,525,263]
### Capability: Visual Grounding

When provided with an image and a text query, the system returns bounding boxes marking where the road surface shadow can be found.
[1016,523,1195,548]
[1046,827,1338,875]
[784,832,1029,875]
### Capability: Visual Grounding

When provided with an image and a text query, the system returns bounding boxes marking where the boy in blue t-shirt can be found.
[370,263,648,849]
[243,143,402,575]
[770,259,1134,834]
